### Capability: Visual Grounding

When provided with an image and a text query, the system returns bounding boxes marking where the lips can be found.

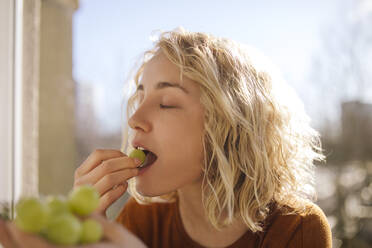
[131,140,158,169]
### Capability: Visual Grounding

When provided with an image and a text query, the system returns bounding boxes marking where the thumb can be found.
[7,222,54,248]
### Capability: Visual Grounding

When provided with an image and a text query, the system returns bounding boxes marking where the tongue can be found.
[142,152,157,168]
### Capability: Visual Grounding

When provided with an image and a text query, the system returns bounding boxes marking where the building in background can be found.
[341,101,372,160]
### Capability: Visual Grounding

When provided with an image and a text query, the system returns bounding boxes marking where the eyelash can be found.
[160,104,176,109]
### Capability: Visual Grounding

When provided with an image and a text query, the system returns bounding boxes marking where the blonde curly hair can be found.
[121,28,324,232]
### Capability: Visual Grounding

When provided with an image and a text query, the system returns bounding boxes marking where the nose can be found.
[128,104,152,133]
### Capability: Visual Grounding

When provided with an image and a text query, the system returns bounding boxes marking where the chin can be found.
[137,189,157,197]
[135,182,176,198]
[135,183,160,197]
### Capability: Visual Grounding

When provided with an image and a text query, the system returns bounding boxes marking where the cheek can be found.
[161,114,203,155]
[160,128,203,164]
[156,114,204,169]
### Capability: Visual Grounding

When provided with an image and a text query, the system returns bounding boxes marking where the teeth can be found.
[136,146,150,156]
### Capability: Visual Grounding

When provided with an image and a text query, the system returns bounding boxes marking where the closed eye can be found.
[160,104,176,109]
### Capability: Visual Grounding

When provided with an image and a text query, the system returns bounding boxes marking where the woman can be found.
[0,28,332,248]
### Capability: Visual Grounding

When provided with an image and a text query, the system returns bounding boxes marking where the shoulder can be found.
[300,202,332,232]
[296,202,332,248]
[261,201,332,248]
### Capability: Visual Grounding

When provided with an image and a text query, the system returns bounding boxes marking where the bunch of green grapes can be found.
[14,185,103,245]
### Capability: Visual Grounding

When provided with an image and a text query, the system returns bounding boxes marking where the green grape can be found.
[80,218,103,244]
[15,197,49,233]
[68,185,100,216]
[44,213,82,245]
[129,149,146,164]
[46,195,69,216]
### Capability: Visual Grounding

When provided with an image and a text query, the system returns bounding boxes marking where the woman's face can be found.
[128,52,205,197]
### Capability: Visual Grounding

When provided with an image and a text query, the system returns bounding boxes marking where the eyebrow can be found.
[136,81,189,94]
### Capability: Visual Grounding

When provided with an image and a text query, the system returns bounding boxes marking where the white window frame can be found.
[0,0,16,217]
[0,0,40,221]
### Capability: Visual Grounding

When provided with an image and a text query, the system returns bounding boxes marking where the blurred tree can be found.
[310,0,372,141]
[310,1,372,247]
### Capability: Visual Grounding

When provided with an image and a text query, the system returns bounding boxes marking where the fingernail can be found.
[134,158,142,165]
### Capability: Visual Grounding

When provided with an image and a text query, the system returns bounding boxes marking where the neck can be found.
[177,180,206,222]
[177,180,248,248]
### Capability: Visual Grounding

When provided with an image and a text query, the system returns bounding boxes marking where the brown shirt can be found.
[116,197,332,248]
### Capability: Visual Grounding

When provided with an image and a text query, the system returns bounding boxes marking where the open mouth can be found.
[136,148,158,169]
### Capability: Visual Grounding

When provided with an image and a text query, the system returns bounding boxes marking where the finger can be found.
[75,156,140,188]
[0,219,17,248]
[94,169,138,196]
[95,183,128,214]
[75,149,125,178]
[7,222,55,248]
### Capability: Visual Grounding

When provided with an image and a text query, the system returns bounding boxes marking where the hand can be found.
[0,214,147,248]
[74,149,141,216]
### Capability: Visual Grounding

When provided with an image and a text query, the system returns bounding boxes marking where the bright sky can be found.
[73,0,342,132]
